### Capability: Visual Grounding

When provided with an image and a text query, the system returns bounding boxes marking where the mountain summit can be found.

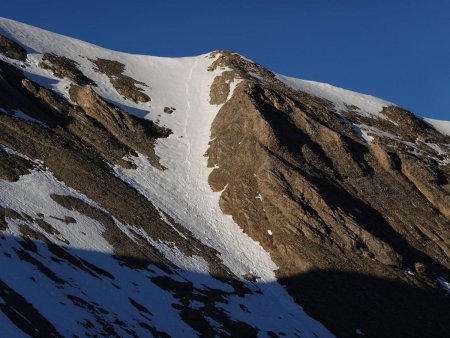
[0,17,449,337]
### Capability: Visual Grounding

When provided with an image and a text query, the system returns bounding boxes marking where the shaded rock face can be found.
[207,51,450,337]
[0,148,35,182]
[280,270,450,338]
[0,34,27,61]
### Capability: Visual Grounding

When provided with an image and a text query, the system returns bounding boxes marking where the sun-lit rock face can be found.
[0,18,449,338]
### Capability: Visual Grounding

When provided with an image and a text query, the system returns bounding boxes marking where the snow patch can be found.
[424,118,450,136]
[436,277,450,294]
[14,109,46,126]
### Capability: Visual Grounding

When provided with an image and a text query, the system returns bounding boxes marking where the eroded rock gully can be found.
[207,51,450,337]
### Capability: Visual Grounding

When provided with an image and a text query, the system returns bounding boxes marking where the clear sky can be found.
[1,0,449,119]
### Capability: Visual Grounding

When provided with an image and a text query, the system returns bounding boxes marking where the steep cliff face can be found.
[0,18,449,338]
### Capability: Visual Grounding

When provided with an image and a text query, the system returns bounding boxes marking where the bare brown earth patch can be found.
[39,53,93,86]
[34,218,61,236]
[207,52,450,337]
[0,34,27,61]
[90,58,151,103]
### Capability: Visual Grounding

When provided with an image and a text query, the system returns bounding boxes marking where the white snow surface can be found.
[424,118,450,136]
[0,17,333,337]
[276,73,394,119]
[0,150,201,337]
[276,74,450,145]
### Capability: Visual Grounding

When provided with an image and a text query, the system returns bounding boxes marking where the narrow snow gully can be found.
[112,54,333,336]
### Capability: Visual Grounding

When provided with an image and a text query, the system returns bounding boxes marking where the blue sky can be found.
[1,0,449,119]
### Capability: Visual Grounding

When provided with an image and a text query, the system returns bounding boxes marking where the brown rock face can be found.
[163,106,176,114]
[39,53,94,86]
[400,153,450,219]
[207,52,450,337]
[69,85,170,169]
[90,58,151,103]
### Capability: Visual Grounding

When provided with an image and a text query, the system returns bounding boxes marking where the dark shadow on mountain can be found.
[104,97,152,120]
[0,234,293,338]
[279,269,450,338]
[0,234,449,338]
[22,69,61,91]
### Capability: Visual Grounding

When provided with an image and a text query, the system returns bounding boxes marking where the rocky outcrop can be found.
[400,153,450,219]
[69,85,169,169]
[0,147,35,181]
[39,53,93,86]
[163,106,175,114]
[90,58,151,103]
[206,52,450,337]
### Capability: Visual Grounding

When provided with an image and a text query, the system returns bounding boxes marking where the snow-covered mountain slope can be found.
[1,17,449,338]
[0,17,333,337]
[275,74,394,119]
